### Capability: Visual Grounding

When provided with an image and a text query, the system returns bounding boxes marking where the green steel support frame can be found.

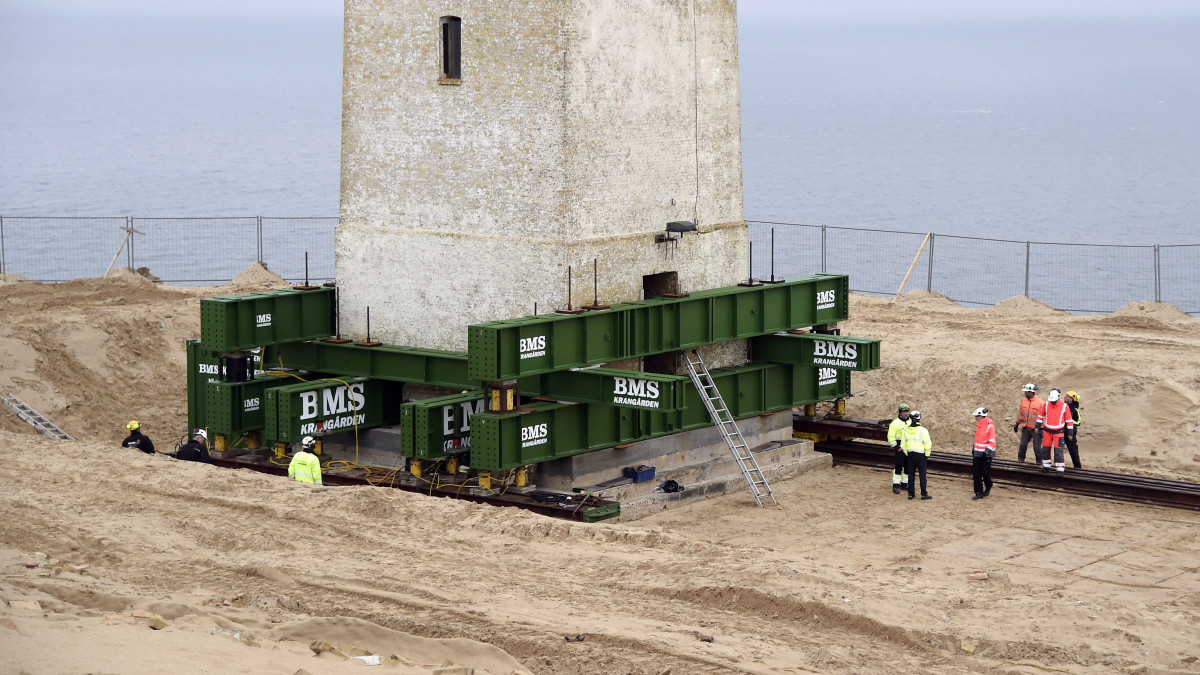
[752,333,882,371]
[414,363,851,471]
[467,274,850,380]
[265,377,403,442]
[189,276,877,469]
[200,286,336,352]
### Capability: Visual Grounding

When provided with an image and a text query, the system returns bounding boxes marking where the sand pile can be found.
[218,261,293,295]
[3,277,1200,673]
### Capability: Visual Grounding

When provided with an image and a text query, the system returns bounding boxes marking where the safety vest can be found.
[288,450,323,485]
[902,424,932,456]
[887,416,910,445]
[1067,400,1081,427]
[1037,400,1074,432]
[1017,395,1043,429]
[973,417,996,456]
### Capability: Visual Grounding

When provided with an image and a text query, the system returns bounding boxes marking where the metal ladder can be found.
[1,393,75,441]
[682,351,776,506]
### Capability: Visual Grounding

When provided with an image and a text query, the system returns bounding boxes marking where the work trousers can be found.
[1037,429,1067,472]
[906,452,929,497]
[1017,426,1038,462]
[972,454,993,495]
[892,448,909,487]
[1063,427,1081,468]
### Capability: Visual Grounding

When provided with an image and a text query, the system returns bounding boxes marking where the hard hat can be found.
[1022,383,1038,393]
[1047,389,1061,402]
[909,410,922,422]
[301,435,316,450]
[898,403,910,412]
[126,420,140,431]
[1066,391,1079,402]
[973,407,988,417]
[193,428,207,440]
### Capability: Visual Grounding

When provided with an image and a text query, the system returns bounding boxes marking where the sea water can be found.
[2,11,1198,247]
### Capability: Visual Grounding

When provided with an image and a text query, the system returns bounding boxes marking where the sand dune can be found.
[2,268,1199,673]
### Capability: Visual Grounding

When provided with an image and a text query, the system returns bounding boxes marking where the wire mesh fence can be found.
[748,221,1199,314]
[0,216,338,284]
[0,216,1195,314]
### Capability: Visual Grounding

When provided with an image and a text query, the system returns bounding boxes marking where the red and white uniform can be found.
[973,417,997,457]
[1037,400,1075,471]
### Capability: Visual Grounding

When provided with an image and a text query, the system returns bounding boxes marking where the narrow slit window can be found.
[441,16,461,80]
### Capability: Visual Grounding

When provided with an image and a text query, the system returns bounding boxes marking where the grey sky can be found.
[6,0,1200,20]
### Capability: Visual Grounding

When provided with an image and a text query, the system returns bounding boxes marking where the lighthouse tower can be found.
[336,0,746,351]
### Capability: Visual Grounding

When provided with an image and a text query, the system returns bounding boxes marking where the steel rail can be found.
[208,455,619,522]
[819,440,1200,511]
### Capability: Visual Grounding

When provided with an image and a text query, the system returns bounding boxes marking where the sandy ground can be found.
[2,267,1200,674]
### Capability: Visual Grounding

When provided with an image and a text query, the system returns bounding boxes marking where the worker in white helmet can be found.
[1013,383,1042,463]
[175,429,211,463]
[902,411,933,500]
[971,407,996,500]
[1035,389,1074,475]
[288,435,323,485]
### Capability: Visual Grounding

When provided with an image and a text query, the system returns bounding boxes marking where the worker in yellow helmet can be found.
[288,436,323,485]
[887,403,912,494]
[1063,391,1082,469]
[122,420,155,455]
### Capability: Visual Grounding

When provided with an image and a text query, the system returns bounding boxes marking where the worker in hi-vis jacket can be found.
[1013,383,1042,462]
[888,403,912,494]
[1036,389,1074,476]
[288,435,323,485]
[903,411,933,500]
[971,407,997,500]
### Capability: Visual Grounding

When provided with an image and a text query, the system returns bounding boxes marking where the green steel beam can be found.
[200,286,336,352]
[276,340,471,388]
[187,339,275,433]
[467,274,850,381]
[535,368,688,411]
[265,377,402,442]
[205,374,299,439]
[464,363,851,471]
[396,367,689,460]
[400,391,486,460]
[276,340,688,411]
[752,333,882,371]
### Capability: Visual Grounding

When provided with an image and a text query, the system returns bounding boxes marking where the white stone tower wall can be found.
[337,0,746,352]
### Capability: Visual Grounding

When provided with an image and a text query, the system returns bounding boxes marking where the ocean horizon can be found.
[2,10,1198,247]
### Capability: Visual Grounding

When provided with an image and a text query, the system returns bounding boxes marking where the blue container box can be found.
[623,465,655,483]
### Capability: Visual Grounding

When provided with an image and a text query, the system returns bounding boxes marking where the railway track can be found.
[208,454,620,522]
[819,439,1200,512]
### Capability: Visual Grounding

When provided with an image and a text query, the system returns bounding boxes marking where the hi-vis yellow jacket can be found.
[288,450,323,485]
[902,424,932,457]
[887,416,910,447]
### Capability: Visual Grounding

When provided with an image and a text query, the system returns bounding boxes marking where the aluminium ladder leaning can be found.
[1,393,75,441]
[683,351,776,506]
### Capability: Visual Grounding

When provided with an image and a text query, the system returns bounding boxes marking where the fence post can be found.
[0,215,5,274]
[126,216,134,269]
[1154,244,1161,303]
[926,233,935,292]
[820,225,827,274]
[1024,241,1031,298]
[257,216,263,263]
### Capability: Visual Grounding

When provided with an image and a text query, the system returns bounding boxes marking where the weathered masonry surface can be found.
[338,0,746,351]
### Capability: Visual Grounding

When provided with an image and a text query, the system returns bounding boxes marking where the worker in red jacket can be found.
[971,407,997,499]
[1036,389,1074,476]
[1013,383,1042,463]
